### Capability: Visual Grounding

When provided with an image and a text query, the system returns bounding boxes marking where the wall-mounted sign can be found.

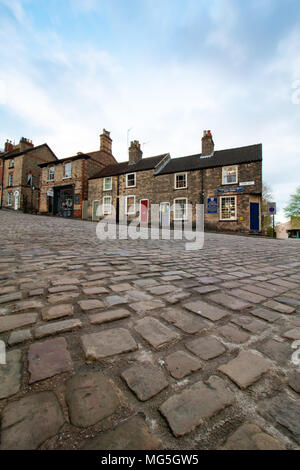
[239,181,255,186]
[75,194,80,204]
[217,187,244,194]
[47,190,54,197]
[207,197,218,214]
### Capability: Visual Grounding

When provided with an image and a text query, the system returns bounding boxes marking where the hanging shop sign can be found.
[47,190,54,197]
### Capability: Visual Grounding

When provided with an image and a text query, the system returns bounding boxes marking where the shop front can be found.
[53,185,74,218]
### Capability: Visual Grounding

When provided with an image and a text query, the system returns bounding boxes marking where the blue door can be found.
[250,203,260,231]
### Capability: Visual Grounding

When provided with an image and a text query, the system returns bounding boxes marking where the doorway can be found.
[160,202,170,227]
[140,199,149,223]
[250,202,260,231]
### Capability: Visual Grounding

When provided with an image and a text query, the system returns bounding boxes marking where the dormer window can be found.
[126,173,136,188]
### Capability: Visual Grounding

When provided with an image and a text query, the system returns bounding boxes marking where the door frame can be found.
[92,200,100,221]
[139,199,149,223]
[160,201,170,226]
[249,201,261,231]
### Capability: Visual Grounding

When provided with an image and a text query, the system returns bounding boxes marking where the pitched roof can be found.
[158,144,262,175]
[89,154,169,179]
[3,143,57,161]
[39,152,91,167]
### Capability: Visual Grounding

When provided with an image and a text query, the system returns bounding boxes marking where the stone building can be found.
[88,131,263,234]
[0,137,57,212]
[38,130,117,218]
[276,218,300,239]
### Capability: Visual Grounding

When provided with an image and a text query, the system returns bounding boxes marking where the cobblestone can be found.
[0,211,298,450]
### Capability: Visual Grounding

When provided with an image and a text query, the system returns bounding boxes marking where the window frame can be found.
[64,162,72,179]
[102,195,112,215]
[8,173,13,187]
[103,177,112,191]
[222,165,238,185]
[173,197,188,221]
[125,195,136,215]
[220,195,237,221]
[27,173,33,186]
[7,192,12,206]
[8,160,14,169]
[48,167,55,181]
[126,172,136,188]
[174,172,187,189]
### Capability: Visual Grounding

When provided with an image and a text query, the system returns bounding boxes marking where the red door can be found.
[140,199,149,223]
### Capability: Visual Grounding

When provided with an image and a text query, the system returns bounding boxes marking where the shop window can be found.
[220,196,237,220]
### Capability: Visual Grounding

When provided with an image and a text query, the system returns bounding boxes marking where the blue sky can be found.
[1,0,300,222]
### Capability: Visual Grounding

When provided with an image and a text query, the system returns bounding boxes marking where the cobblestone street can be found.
[0,210,299,450]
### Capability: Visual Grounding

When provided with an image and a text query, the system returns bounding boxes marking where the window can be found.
[174,198,188,220]
[27,173,33,186]
[64,163,72,178]
[49,167,55,181]
[8,160,14,169]
[7,193,12,206]
[175,173,187,189]
[8,174,13,187]
[126,173,136,188]
[103,177,112,191]
[220,196,237,220]
[222,166,238,184]
[125,195,136,215]
[103,196,112,215]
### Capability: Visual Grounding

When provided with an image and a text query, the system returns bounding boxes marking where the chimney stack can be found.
[201,130,214,156]
[4,140,14,153]
[129,140,143,164]
[18,137,34,152]
[100,129,112,154]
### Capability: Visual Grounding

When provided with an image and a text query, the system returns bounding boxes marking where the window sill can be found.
[103,188,112,192]
[126,186,136,189]
[174,186,187,190]
[220,218,238,222]
[221,182,238,186]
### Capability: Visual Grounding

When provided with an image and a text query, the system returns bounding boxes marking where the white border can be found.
[126,172,136,188]
[222,165,238,185]
[220,195,237,220]
[173,197,188,221]
[125,195,136,214]
[174,172,187,189]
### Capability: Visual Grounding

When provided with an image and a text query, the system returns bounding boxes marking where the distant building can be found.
[38,130,117,218]
[88,130,263,234]
[0,137,57,212]
[276,217,300,239]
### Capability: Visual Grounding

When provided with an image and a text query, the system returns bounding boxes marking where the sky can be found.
[0,0,300,222]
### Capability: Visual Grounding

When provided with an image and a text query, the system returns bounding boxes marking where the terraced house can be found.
[38,130,117,218]
[88,131,263,234]
[0,137,57,213]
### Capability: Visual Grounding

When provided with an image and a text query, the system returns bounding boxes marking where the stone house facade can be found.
[0,138,57,213]
[88,131,263,234]
[38,130,117,218]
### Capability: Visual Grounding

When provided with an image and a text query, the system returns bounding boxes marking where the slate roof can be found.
[158,144,262,175]
[39,153,91,167]
[89,154,170,179]
[3,144,57,161]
